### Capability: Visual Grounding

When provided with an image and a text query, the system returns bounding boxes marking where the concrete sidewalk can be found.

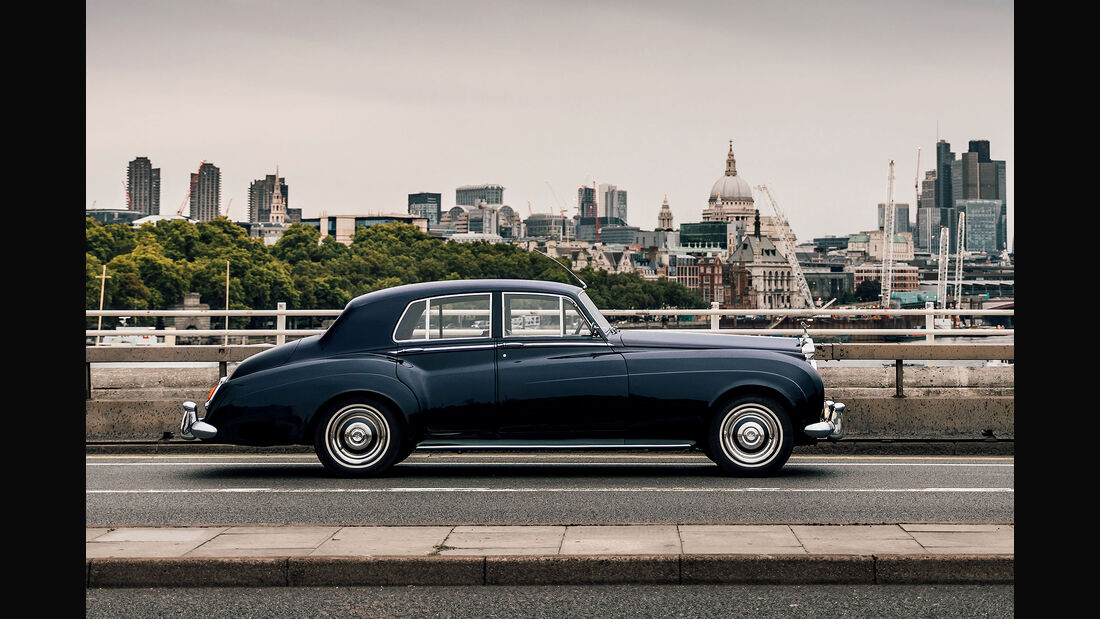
[86,523,1013,587]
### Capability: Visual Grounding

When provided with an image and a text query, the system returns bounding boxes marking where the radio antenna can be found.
[531,247,587,290]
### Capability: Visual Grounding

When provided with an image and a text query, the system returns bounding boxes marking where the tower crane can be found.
[177,159,206,217]
[953,211,966,308]
[755,184,814,308]
[936,226,949,308]
[879,161,896,308]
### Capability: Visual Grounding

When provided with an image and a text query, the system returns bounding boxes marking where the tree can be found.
[853,279,881,302]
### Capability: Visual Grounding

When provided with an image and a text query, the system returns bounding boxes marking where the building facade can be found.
[126,156,161,216]
[189,162,221,222]
[657,195,674,230]
[302,214,429,245]
[950,140,1008,252]
[877,202,910,235]
[247,172,289,224]
[577,186,597,218]
[599,183,628,222]
[958,199,1003,252]
[456,184,504,207]
[408,192,442,226]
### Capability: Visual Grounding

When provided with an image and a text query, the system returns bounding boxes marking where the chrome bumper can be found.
[179,401,218,440]
[804,400,845,440]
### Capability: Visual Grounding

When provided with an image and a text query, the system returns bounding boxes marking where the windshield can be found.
[577,291,617,336]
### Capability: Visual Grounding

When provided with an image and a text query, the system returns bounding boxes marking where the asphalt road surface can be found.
[86,452,1014,525]
[85,584,1015,618]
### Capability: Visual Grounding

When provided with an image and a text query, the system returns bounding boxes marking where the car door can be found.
[393,292,498,436]
[494,292,629,438]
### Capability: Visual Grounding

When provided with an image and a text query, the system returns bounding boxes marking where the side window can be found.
[394,294,491,341]
[503,293,561,337]
[503,293,592,338]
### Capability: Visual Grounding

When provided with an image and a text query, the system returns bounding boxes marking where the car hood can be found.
[615,330,801,354]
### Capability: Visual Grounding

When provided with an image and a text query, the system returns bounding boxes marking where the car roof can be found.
[344,278,583,311]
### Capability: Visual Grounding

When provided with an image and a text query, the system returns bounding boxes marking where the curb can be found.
[86,554,1013,587]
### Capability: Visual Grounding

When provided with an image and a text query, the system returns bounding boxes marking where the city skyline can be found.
[86,0,1013,242]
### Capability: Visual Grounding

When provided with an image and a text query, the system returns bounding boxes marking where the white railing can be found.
[86,302,1013,343]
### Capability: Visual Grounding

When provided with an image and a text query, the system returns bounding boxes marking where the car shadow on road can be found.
[191,463,834,481]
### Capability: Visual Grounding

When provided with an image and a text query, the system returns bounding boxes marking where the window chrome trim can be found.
[392,292,493,344]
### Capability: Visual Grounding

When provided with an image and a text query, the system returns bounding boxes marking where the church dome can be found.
[709,174,753,203]
[708,141,754,204]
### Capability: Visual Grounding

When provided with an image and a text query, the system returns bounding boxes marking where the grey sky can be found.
[86,0,1013,243]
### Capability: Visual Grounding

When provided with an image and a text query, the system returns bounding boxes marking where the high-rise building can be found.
[577,186,597,218]
[878,203,910,235]
[934,140,955,211]
[915,170,937,251]
[408,192,442,226]
[456,184,504,207]
[247,172,289,223]
[599,183,628,222]
[958,199,1002,252]
[127,156,161,216]
[189,162,221,222]
[951,140,1008,251]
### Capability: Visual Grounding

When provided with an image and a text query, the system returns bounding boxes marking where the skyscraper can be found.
[189,162,221,222]
[126,156,161,216]
[950,140,1008,251]
[248,172,289,223]
[599,183,628,222]
[408,192,442,226]
[577,186,597,218]
[915,170,937,251]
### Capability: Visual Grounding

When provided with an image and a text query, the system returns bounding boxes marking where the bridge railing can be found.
[85,302,1013,345]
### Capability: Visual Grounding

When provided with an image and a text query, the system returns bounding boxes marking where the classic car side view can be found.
[181,279,844,476]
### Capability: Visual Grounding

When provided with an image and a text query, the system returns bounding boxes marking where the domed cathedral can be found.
[700,141,796,248]
[702,141,755,228]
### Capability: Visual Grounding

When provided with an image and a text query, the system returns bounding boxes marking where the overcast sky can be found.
[86,0,1013,243]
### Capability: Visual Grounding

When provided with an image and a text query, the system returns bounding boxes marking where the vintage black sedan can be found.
[181,279,844,476]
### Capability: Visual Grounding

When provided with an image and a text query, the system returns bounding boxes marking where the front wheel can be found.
[706,395,793,476]
[314,399,403,477]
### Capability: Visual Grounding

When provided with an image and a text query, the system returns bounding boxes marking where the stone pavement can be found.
[85,523,1013,587]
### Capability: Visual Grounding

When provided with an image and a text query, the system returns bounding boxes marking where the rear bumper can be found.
[179,401,218,440]
[803,400,845,440]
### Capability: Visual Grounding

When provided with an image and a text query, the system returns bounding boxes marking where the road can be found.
[86,452,1014,525]
[86,584,1014,617]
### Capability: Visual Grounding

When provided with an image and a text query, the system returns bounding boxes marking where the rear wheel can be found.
[313,399,403,477]
[706,394,793,476]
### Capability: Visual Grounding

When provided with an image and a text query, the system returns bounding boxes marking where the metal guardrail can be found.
[86,302,1013,344]
[84,341,1014,400]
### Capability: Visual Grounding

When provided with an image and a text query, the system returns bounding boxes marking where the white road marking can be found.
[87,487,1013,494]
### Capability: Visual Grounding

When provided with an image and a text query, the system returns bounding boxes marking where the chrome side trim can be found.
[397,343,496,354]
[416,442,696,450]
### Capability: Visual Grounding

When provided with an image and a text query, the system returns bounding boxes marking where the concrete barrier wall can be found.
[86,367,1013,442]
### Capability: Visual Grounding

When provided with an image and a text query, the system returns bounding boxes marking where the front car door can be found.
[494,292,629,438]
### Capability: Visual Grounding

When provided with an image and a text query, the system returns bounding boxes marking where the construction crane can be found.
[593,180,600,243]
[936,226,949,308]
[953,211,966,308]
[177,159,206,217]
[755,184,815,308]
[223,197,234,220]
[879,160,896,308]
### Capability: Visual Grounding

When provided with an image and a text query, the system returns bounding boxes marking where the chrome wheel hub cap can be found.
[719,404,783,468]
[343,422,372,449]
[737,421,765,450]
[325,405,390,469]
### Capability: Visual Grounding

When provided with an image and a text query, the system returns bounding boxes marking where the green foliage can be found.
[854,279,881,302]
[85,220,705,311]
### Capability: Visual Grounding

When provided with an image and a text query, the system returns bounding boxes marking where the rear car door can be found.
[393,293,497,436]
